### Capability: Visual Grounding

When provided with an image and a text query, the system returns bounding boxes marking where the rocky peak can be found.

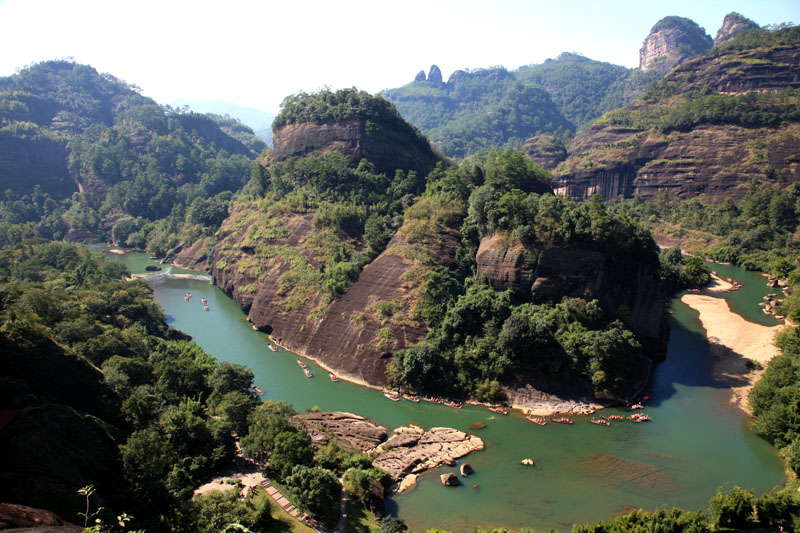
[427,64,443,84]
[414,70,426,82]
[714,12,759,47]
[639,16,713,72]
[447,69,466,84]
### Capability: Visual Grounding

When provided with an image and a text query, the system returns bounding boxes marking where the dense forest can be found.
[0,61,262,255]
[0,240,386,530]
[381,54,661,158]
[612,183,800,320]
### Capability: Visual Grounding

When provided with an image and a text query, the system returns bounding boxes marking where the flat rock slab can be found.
[373,426,484,491]
[294,411,388,452]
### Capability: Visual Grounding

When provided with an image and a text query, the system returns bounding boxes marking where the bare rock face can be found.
[293,411,387,452]
[414,70,427,82]
[427,65,443,84]
[447,70,466,84]
[212,206,459,387]
[639,17,712,72]
[372,426,484,489]
[272,119,440,179]
[556,44,800,204]
[0,503,82,531]
[475,235,667,352]
[714,13,758,47]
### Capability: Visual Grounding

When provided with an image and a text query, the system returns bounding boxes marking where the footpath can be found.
[260,479,327,532]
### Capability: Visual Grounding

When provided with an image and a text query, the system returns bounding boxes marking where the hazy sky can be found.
[1,0,798,113]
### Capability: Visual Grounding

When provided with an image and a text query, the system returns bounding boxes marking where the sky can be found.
[1,0,799,113]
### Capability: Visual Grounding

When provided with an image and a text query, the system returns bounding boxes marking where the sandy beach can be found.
[706,273,733,291]
[681,294,786,413]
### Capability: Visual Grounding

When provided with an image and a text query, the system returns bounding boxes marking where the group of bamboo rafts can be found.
[382,391,462,407]
[293,358,339,382]
[184,292,210,311]
[525,402,652,426]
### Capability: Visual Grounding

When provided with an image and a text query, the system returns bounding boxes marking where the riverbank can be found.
[680,294,786,413]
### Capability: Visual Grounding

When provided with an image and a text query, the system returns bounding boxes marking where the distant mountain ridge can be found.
[381,13,766,160]
[168,98,276,146]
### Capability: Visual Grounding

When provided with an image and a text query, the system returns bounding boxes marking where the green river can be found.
[109,251,785,531]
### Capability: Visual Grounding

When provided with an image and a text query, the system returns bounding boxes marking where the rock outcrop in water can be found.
[291,413,484,494]
[372,426,484,491]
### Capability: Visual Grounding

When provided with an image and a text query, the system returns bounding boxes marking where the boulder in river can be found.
[460,463,474,476]
[440,473,460,486]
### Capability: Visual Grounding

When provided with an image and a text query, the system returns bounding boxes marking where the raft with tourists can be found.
[550,416,573,424]
[588,418,610,427]
[383,391,401,402]
[526,415,547,426]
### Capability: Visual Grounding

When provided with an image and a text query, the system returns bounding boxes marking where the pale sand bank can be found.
[707,274,733,291]
[681,294,786,413]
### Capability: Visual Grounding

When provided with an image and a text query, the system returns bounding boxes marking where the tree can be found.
[268,431,314,482]
[285,465,340,526]
[709,486,756,530]
[379,516,408,533]
[181,488,273,533]
[240,401,296,465]
[121,429,169,504]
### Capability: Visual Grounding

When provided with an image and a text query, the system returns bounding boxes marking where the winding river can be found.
[110,251,784,531]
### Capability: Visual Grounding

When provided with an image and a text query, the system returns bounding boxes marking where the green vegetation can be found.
[0,240,257,528]
[383,54,662,158]
[0,238,393,530]
[517,53,660,128]
[0,60,260,254]
[389,157,661,402]
[383,70,573,158]
[272,87,431,154]
[611,184,800,319]
[750,326,800,473]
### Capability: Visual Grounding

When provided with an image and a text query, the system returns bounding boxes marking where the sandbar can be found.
[706,274,733,291]
[681,294,786,413]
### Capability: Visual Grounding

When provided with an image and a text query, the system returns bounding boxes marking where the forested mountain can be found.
[381,53,665,159]
[203,89,704,406]
[0,61,260,251]
[555,24,800,203]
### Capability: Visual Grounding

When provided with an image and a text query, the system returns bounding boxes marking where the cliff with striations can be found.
[211,204,460,387]
[555,27,800,203]
[475,234,667,357]
[639,16,713,73]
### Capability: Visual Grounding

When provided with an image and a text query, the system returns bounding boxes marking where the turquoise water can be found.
[107,250,786,531]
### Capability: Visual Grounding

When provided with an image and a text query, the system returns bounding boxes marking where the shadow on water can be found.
[643,299,731,409]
